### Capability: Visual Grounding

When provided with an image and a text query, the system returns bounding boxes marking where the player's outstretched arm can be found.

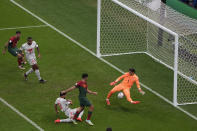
[64,86,76,93]
[87,89,97,95]
[36,47,41,58]
[110,74,126,86]
[2,42,8,54]
[54,104,59,114]
[136,79,145,95]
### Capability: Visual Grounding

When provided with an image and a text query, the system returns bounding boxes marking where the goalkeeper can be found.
[106,68,145,105]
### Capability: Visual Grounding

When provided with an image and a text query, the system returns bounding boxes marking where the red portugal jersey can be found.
[9,36,20,48]
[75,80,88,97]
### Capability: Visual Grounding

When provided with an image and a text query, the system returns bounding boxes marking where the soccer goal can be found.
[97,0,197,106]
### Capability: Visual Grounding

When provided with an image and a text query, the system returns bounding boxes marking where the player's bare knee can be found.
[34,64,39,70]
[17,54,22,58]
[110,90,115,94]
[32,65,38,71]
[89,105,94,111]
[79,107,84,112]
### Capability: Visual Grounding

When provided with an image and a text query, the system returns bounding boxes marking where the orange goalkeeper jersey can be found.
[115,72,140,89]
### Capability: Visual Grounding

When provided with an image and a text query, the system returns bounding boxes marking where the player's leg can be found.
[73,106,84,120]
[106,84,124,105]
[24,67,33,80]
[8,47,25,69]
[17,53,25,69]
[87,105,93,119]
[123,88,140,104]
[81,98,94,126]
[55,118,73,123]
[78,110,84,120]
[31,62,46,83]
[15,48,25,69]
[72,108,84,122]
[17,49,26,65]
[107,85,124,99]
[20,52,26,65]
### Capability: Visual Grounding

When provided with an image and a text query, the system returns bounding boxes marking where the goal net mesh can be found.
[99,0,197,105]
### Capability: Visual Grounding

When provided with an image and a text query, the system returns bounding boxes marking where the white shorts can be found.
[65,108,77,119]
[27,58,37,65]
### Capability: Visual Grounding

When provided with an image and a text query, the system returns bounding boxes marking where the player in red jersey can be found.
[2,31,26,69]
[63,73,97,126]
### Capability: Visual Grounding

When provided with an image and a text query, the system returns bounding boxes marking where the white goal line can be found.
[0,97,44,131]
[10,0,197,124]
[0,25,48,31]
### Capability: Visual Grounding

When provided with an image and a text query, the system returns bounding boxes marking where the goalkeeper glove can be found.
[138,88,145,95]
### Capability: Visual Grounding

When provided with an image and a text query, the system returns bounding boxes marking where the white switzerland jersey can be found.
[21,41,38,59]
[55,97,71,113]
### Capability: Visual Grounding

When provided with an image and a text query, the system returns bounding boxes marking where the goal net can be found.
[97,0,197,105]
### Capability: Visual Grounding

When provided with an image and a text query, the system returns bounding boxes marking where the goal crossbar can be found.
[111,0,178,36]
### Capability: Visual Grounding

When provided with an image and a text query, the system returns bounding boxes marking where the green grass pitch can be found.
[0,0,197,130]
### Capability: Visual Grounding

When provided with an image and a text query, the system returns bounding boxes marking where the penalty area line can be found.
[0,25,48,31]
[10,0,197,121]
[0,97,44,131]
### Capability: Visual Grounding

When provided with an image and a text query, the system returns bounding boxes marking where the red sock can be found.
[87,111,92,120]
[17,58,22,66]
[73,111,80,119]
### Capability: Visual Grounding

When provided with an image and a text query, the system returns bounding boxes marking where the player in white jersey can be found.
[54,91,84,124]
[20,37,46,83]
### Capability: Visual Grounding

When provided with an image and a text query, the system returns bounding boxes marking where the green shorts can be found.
[8,46,20,57]
[79,97,92,107]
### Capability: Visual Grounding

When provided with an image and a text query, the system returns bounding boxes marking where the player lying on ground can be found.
[106,68,145,105]
[54,91,84,124]
[2,31,26,69]
[63,73,97,126]
[21,37,46,83]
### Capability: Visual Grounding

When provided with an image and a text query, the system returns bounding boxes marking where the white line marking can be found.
[0,97,44,131]
[0,25,48,31]
[10,0,197,121]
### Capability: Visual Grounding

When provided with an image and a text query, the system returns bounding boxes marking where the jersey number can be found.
[27,48,33,54]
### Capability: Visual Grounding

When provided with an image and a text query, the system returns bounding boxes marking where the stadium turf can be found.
[0,0,197,130]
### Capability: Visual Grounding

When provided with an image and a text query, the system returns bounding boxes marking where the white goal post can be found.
[97,0,197,106]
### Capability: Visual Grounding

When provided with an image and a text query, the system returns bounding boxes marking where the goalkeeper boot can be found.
[131,101,140,104]
[106,99,110,105]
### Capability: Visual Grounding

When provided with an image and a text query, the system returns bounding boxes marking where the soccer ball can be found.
[118,92,124,99]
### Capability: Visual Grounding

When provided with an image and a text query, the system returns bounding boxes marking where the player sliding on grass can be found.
[106,68,145,105]
[2,31,26,69]
[21,37,46,83]
[64,73,97,126]
[54,91,84,124]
